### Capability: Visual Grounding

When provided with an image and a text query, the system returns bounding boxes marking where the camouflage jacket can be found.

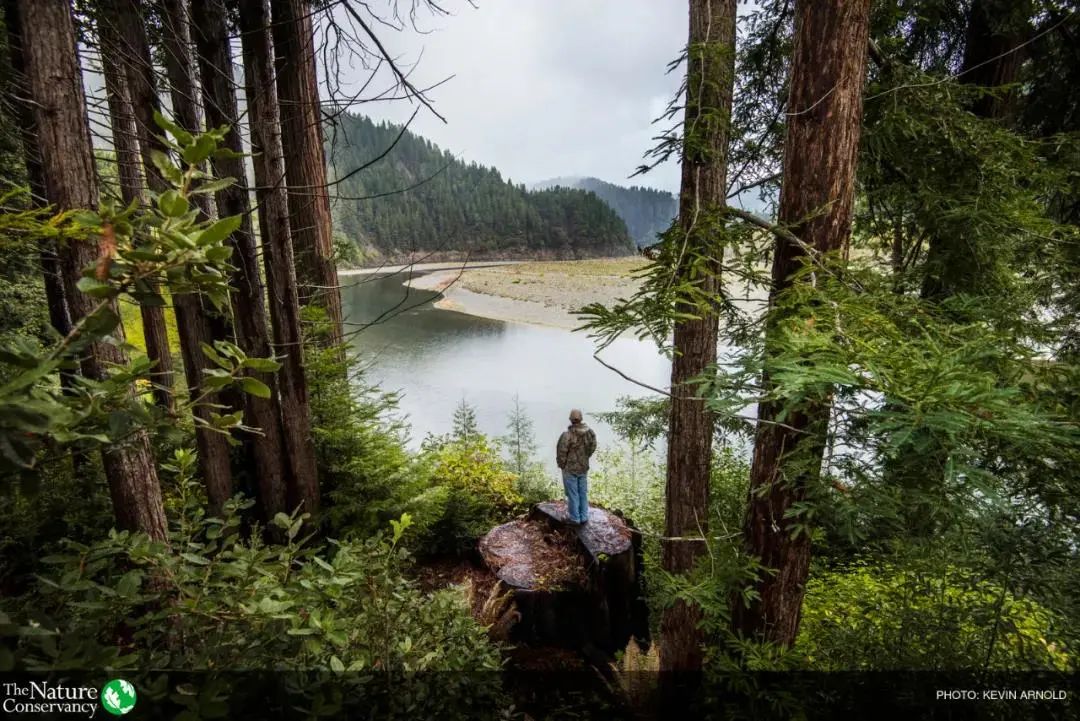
[556,423,597,474]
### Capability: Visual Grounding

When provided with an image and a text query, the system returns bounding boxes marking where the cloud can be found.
[323,0,687,193]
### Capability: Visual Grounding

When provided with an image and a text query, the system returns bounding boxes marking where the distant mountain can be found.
[530,176,678,247]
[326,115,634,264]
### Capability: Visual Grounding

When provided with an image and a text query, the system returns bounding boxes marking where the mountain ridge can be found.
[326,115,635,265]
[529,176,679,247]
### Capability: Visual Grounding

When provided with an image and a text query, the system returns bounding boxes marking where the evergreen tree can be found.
[732,0,873,648]
[534,176,679,247]
[451,398,480,444]
[501,395,537,480]
[326,113,634,261]
[157,0,234,509]
[271,0,344,346]
[192,0,312,516]
[96,0,175,412]
[660,0,738,680]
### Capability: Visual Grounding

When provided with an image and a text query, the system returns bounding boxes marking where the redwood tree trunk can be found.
[19,0,168,541]
[2,0,73,347]
[157,0,210,220]
[238,0,320,517]
[732,0,871,647]
[959,0,1031,121]
[660,0,736,677]
[98,0,176,413]
[270,0,344,347]
[190,0,295,514]
[157,0,235,511]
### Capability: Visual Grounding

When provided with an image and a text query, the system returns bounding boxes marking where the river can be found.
[340,269,671,470]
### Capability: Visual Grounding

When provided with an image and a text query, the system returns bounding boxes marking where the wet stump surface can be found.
[478,501,649,655]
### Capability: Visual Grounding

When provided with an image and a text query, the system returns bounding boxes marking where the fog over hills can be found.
[531,175,772,249]
[530,176,678,248]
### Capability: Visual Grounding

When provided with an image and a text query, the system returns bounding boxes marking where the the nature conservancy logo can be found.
[99,679,136,716]
[2,678,136,717]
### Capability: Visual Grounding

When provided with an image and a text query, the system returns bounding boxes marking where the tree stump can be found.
[478,501,649,655]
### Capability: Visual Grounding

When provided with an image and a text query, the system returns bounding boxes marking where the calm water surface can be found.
[340,271,671,469]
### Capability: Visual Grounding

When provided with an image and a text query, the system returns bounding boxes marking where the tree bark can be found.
[190,0,296,515]
[659,0,736,679]
[237,0,320,517]
[157,0,210,219]
[18,0,168,541]
[732,0,870,647]
[2,0,74,350]
[156,0,235,512]
[959,0,1031,121]
[98,0,176,413]
[270,0,344,347]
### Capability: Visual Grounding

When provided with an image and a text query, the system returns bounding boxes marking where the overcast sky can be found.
[325,1,690,194]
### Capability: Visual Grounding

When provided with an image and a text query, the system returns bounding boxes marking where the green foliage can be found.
[1,467,502,713]
[405,435,523,556]
[499,394,554,503]
[451,398,480,443]
[534,176,678,247]
[0,120,276,474]
[589,445,665,536]
[0,242,52,357]
[331,230,364,268]
[859,60,1069,303]
[796,560,1073,671]
[308,344,415,537]
[327,112,633,260]
[595,396,671,450]
[117,296,180,356]
[0,458,113,593]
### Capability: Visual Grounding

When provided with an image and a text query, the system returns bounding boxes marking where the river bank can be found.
[393,258,649,330]
[343,257,769,330]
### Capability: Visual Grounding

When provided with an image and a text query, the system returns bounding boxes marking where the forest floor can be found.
[406,257,649,329]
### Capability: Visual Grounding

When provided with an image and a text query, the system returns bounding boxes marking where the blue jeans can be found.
[562,471,589,523]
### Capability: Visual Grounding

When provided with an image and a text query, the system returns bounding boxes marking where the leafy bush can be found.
[589,444,665,534]
[0,460,113,594]
[590,444,754,639]
[1,469,503,716]
[404,436,523,556]
[6,492,500,671]
[795,561,1073,670]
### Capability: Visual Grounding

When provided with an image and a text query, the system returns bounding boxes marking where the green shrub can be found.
[404,436,523,556]
[511,460,559,506]
[1,469,503,716]
[307,345,415,537]
[6,492,500,671]
[589,444,665,533]
[0,459,113,594]
[795,561,1073,670]
[590,444,753,639]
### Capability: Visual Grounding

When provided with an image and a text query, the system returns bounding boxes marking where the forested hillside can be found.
[1,0,1079,718]
[532,176,678,247]
[327,114,634,263]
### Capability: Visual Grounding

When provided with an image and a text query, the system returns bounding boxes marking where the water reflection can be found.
[341,272,671,469]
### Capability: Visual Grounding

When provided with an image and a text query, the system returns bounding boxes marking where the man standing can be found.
[556,408,597,524]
